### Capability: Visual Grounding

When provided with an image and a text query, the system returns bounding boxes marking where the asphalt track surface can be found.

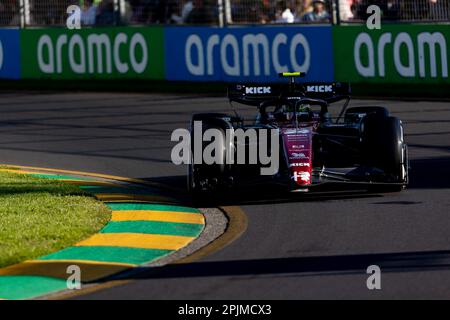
[1,92,449,299]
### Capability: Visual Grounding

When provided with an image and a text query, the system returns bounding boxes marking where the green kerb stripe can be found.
[29,173,94,181]
[79,186,153,195]
[0,276,67,300]
[38,246,173,265]
[101,221,203,237]
[106,203,200,213]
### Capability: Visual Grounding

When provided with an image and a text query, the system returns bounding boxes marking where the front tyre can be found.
[362,114,408,192]
[188,117,228,198]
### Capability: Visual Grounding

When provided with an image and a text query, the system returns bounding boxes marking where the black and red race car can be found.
[188,72,409,194]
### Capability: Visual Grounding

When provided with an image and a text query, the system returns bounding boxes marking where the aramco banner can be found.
[0,29,21,79]
[333,25,450,84]
[164,26,334,83]
[20,27,164,80]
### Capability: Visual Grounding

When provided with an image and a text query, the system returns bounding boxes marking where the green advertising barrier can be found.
[333,25,450,85]
[20,27,164,80]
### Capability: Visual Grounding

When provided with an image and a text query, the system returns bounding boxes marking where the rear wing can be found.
[227,84,285,106]
[303,82,351,102]
[228,82,351,106]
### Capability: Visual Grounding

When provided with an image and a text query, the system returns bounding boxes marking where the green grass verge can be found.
[0,170,111,268]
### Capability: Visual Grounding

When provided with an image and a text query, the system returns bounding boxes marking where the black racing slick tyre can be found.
[188,114,229,197]
[362,114,408,191]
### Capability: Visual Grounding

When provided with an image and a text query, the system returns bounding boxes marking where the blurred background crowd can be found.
[0,0,449,27]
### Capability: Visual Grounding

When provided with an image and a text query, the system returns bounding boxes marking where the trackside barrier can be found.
[1,25,450,94]
[0,29,20,79]
[20,27,165,80]
[333,25,450,85]
[164,26,334,83]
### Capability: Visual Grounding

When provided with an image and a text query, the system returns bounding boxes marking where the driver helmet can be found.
[284,104,311,121]
[297,104,311,114]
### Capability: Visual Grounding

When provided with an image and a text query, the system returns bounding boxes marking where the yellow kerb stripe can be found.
[0,260,133,282]
[0,169,41,175]
[63,180,122,187]
[111,210,205,225]
[0,169,121,187]
[95,194,175,203]
[76,233,195,250]
[0,164,171,190]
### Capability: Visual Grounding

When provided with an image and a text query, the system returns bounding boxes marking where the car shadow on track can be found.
[407,157,450,189]
[106,249,450,282]
[142,157,450,207]
[142,175,385,207]
[103,158,450,283]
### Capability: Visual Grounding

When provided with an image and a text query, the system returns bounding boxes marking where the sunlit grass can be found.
[0,170,111,268]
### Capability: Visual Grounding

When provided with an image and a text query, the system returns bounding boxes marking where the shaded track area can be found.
[0,92,449,299]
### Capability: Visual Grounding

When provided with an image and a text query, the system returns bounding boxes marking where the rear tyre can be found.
[362,114,408,192]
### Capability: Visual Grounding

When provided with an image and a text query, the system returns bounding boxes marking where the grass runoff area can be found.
[0,169,111,268]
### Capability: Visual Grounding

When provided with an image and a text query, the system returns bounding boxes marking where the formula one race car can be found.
[188,72,409,194]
